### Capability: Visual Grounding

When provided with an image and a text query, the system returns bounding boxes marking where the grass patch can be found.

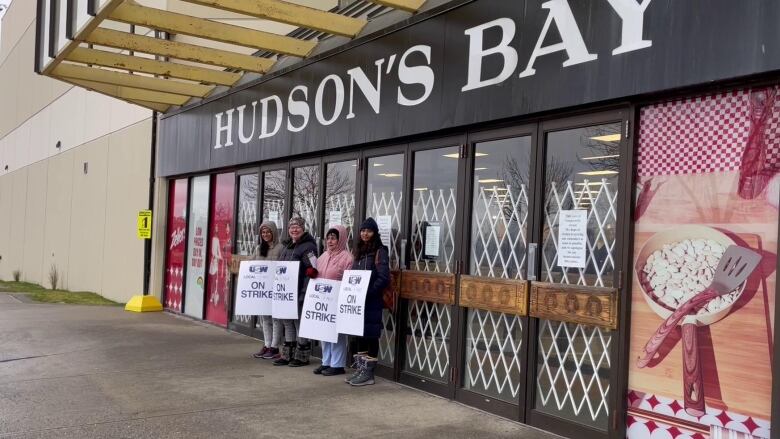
[0,280,118,306]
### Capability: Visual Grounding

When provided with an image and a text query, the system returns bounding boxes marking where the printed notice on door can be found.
[557,210,587,268]
[376,216,392,248]
[424,223,441,258]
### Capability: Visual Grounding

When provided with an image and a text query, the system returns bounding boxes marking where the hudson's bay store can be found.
[36,0,780,438]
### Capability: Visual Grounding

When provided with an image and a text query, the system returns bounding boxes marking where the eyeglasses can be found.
[288,225,303,230]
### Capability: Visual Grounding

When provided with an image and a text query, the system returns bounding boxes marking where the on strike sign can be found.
[234,261,275,316]
[272,261,300,319]
[336,270,371,336]
[299,278,341,343]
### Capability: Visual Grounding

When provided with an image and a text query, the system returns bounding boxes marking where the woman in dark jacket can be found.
[273,216,318,368]
[347,217,390,386]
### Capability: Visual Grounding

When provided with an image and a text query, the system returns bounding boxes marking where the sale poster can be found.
[184,176,210,319]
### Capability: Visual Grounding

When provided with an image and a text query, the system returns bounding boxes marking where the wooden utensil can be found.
[637,245,762,415]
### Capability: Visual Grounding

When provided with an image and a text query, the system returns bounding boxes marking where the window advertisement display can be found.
[205,173,236,327]
[627,87,779,439]
[164,178,189,312]
[184,176,210,319]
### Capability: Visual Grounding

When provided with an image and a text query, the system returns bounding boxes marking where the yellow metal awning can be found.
[35,0,427,113]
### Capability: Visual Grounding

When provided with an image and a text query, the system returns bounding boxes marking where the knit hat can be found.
[359,217,379,233]
[288,217,306,229]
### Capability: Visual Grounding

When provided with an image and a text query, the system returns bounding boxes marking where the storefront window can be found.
[292,165,321,243]
[411,147,459,273]
[236,174,259,257]
[205,173,235,327]
[164,178,188,313]
[262,169,286,232]
[324,160,356,246]
[535,123,621,429]
[184,175,210,319]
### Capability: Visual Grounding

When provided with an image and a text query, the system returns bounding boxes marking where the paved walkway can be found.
[0,293,561,438]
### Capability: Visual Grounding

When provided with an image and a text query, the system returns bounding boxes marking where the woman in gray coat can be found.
[251,221,284,360]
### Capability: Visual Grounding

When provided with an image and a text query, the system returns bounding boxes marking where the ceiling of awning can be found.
[36,0,428,113]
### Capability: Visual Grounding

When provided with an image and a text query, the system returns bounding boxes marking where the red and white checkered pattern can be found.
[627,391,770,439]
[637,87,780,177]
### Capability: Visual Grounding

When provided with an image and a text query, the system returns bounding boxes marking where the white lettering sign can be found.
[336,270,372,336]
[272,261,300,319]
[557,209,588,268]
[234,261,276,315]
[299,278,342,343]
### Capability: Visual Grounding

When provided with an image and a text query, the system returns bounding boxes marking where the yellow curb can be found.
[125,295,163,312]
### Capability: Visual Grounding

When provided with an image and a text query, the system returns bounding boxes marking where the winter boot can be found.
[349,357,377,386]
[273,342,294,366]
[288,343,311,367]
[345,352,368,383]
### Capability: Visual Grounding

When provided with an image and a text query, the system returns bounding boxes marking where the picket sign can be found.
[335,270,372,336]
[234,260,276,316]
[272,261,300,319]
[299,278,341,343]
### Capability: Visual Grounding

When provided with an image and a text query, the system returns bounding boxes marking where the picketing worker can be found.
[346,217,390,386]
[251,221,284,360]
[309,224,354,376]
[274,216,318,367]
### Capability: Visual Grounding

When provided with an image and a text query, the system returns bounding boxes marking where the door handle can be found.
[527,243,538,281]
[400,238,407,270]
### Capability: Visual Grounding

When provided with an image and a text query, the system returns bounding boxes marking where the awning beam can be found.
[66,47,242,86]
[178,0,367,38]
[53,63,215,97]
[82,28,275,73]
[109,2,316,57]
[65,77,191,106]
[367,0,426,13]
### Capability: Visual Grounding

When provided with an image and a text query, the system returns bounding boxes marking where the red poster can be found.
[628,87,779,439]
[205,173,235,326]
[164,179,188,312]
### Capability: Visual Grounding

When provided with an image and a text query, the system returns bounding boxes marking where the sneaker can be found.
[272,357,290,366]
[288,358,310,367]
[252,347,270,359]
[261,347,279,360]
[350,358,377,387]
[322,367,345,376]
[313,365,329,375]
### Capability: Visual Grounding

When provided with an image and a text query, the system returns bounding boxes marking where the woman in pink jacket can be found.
[311,225,353,376]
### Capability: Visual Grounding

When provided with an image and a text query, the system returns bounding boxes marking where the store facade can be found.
[155,1,780,438]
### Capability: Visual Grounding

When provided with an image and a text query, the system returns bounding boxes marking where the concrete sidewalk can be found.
[0,293,561,438]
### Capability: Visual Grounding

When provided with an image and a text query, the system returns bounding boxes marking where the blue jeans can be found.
[321,334,348,367]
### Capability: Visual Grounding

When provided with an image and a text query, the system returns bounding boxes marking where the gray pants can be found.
[280,318,309,345]
[260,315,282,348]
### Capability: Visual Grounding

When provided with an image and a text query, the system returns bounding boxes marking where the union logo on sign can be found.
[315,284,333,293]
[276,266,287,275]
[348,275,362,285]
[249,265,268,273]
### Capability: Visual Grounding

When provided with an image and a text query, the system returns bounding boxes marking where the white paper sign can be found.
[234,261,276,315]
[272,261,300,319]
[268,211,280,227]
[299,278,341,343]
[558,209,588,268]
[424,223,441,258]
[376,215,392,248]
[328,210,342,226]
[336,270,372,336]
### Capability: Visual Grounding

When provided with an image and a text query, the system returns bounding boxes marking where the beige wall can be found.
[0,120,152,302]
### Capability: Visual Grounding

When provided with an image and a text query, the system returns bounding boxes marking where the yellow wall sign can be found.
[137,210,152,239]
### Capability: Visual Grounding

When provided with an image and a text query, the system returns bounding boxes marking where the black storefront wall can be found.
[157,0,780,176]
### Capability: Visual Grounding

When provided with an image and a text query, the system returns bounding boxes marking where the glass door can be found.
[363,147,406,377]
[323,156,359,246]
[399,135,467,398]
[291,162,322,246]
[525,112,628,439]
[454,126,535,420]
[230,170,259,335]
